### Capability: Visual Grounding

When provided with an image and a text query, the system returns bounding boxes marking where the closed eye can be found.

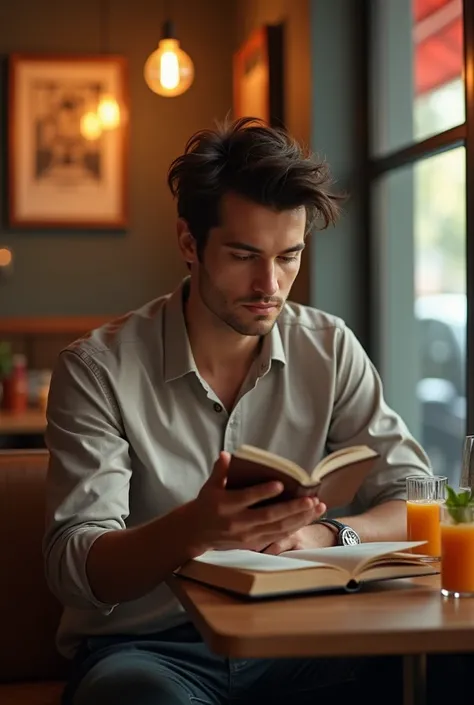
[231,254,256,261]
[278,255,299,263]
[230,254,299,263]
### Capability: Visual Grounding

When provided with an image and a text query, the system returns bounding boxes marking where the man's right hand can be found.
[85,451,325,606]
[185,451,325,556]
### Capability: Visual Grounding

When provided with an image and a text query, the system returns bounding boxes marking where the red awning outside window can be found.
[414,0,463,95]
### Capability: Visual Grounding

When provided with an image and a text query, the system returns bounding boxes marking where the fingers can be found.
[224,481,285,510]
[243,496,325,527]
[208,452,231,489]
[262,538,294,555]
[313,499,327,520]
[252,506,316,539]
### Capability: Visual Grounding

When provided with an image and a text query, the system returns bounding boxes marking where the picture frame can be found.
[233,24,284,127]
[8,54,128,230]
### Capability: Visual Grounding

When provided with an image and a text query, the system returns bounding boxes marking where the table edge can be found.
[169,576,474,658]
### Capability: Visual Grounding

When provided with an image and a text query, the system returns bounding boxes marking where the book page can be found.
[193,549,335,572]
[314,446,378,479]
[280,541,427,576]
[233,446,310,483]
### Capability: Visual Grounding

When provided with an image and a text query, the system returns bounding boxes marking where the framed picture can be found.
[233,24,284,127]
[8,54,128,229]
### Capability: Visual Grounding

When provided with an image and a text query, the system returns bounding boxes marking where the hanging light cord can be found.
[99,0,110,54]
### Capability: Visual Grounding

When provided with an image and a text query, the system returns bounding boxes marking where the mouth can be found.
[242,303,279,315]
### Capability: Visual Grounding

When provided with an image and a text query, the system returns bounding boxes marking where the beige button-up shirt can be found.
[43,278,431,658]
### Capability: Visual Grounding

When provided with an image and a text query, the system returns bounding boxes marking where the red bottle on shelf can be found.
[2,354,28,413]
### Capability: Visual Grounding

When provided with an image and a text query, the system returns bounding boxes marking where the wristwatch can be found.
[315,518,361,546]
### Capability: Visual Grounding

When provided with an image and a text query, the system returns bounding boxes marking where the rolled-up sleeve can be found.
[328,324,433,508]
[42,348,131,614]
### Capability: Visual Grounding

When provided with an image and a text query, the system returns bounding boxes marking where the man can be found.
[43,117,431,705]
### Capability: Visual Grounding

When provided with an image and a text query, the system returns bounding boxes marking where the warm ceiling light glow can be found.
[144,22,194,97]
[80,111,103,140]
[97,94,121,129]
[0,248,13,268]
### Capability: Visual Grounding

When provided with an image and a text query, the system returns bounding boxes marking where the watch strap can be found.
[316,518,346,533]
[314,518,361,545]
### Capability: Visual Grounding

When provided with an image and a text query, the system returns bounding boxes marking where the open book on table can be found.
[226,444,379,508]
[176,541,437,598]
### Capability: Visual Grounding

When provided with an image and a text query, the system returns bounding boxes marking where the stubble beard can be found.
[197,264,284,337]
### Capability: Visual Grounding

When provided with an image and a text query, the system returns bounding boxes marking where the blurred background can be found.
[0,0,470,487]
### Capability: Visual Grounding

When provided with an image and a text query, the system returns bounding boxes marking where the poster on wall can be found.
[8,54,128,229]
[233,24,284,128]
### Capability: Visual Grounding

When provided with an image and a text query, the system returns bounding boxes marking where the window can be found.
[371,0,464,156]
[369,0,469,484]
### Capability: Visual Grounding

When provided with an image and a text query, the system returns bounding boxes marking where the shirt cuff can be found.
[57,526,119,615]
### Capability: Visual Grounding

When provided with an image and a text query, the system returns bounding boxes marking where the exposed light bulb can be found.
[80,111,103,140]
[0,247,13,268]
[144,22,194,97]
[0,247,13,281]
[97,94,121,129]
[160,49,180,90]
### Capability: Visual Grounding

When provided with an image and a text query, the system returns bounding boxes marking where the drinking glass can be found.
[460,435,474,491]
[440,503,474,598]
[406,475,446,560]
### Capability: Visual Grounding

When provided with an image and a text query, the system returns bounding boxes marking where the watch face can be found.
[340,526,361,545]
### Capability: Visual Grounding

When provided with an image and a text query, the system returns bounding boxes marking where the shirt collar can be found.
[164,278,197,382]
[258,318,287,375]
[163,278,287,383]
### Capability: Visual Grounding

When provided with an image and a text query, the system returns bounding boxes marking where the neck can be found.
[184,283,260,377]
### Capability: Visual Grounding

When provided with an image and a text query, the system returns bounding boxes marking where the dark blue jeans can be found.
[62,622,370,705]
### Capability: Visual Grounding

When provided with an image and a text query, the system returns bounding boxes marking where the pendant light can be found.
[80,0,121,140]
[0,247,13,282]
[144,11,194,98]
[97,94,121,129]
[96,0,121,129]
[80,111,103,141]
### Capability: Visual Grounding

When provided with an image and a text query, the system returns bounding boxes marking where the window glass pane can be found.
[371,0,464,156]
[372,147,466,484]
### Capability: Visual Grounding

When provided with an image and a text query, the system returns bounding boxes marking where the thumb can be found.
[208,451,230,488]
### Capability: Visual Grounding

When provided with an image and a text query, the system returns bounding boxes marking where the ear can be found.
[176,218,197,267]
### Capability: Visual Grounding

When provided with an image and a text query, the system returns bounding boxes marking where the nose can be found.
[252,261,278,297]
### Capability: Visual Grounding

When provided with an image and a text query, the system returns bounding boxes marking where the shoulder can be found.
[62,293,171,364]
[277,299,347,341]
[276,300,368,371]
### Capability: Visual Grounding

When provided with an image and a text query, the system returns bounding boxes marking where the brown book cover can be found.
[226,446,379,508]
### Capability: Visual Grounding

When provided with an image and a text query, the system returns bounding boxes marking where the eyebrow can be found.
[223,241,305,255]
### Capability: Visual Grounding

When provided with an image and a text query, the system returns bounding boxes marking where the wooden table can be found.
[0,410,46,435]
[169,573,474,705]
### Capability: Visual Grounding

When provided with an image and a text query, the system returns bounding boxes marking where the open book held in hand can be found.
[226,444,379,508]
[176,542,437,598]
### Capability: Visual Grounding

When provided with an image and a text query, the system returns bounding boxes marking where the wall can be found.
[0,0,235,317]
[234,0,367,340]
[310,0,368,344]
[234,0,312,305]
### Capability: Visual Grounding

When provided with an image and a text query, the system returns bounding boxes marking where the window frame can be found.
[364,0,474,434]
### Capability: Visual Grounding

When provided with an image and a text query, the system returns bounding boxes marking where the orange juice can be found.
[441,522,474,594]
[406,501,441,556]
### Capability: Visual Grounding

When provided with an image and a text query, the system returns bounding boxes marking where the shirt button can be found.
[213,403,223,413]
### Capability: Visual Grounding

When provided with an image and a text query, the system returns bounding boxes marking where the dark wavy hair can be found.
[167,117,343,259]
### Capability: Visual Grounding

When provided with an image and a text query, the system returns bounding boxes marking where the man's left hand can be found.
[261,522,337,555]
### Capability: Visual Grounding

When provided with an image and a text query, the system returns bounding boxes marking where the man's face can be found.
[192,192,306,336]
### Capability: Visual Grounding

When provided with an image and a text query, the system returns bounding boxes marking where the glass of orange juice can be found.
[406,475,446,560]
[440,502,474,597]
